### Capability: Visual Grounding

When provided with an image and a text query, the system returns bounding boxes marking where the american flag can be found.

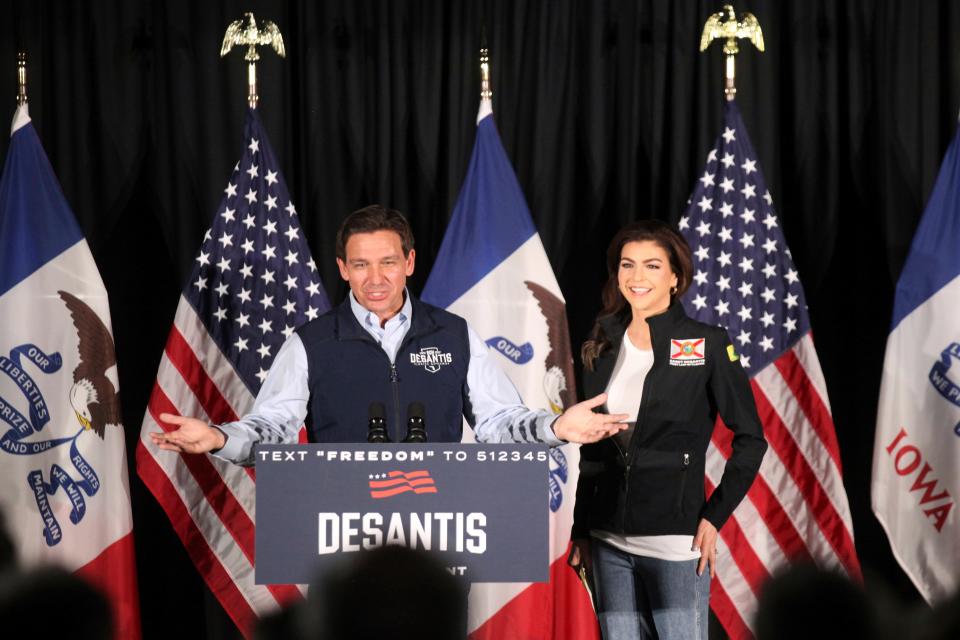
[136,109,330,635]
[679,101,861,638]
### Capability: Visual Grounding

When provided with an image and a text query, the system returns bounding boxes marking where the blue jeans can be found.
[591,539,710,640]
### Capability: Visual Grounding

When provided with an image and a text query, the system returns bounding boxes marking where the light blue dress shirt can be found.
[216,290,562,464]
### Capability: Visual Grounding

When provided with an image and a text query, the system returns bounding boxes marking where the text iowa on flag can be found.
[422,96,598,639]
[136,108,330,635]
[679,100,860,639]
[0,104,140,638]
[872,110,960,604]
[368,470,438,499]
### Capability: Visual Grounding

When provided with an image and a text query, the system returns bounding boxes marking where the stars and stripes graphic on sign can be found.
[679,101,861,638]
[136,108,330,635]
[368,470,438,499]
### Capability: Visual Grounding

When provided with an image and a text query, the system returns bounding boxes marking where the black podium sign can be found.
[254,443,550,584]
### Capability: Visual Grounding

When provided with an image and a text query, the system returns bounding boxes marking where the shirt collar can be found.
[349,288,412,330]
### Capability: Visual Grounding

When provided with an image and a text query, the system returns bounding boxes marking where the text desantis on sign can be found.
[255,443,549,584]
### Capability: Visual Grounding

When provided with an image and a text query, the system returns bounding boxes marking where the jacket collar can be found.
[598,300,688,340]
[646,300,688,333]
[587,301,688,397]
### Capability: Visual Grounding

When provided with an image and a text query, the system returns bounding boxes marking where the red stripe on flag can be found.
[773,349,843,474]
[712,426,814,563]
[136,441,259,635]
[165,325,239,423]
[163,326,256,482]
[147,382,302,608]
[75,532,141,640]
[705,477,771,598]
[709,579,755,640]
[750,381,862,579]
[148,384,255,560]
[469,542,600,640]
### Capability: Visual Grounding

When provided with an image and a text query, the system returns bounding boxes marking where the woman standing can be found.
[569,220,767,639]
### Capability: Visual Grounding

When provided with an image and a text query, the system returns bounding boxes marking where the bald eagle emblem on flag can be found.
[59,291,123,438]
[525,281,578,512]
[0,291,120,546]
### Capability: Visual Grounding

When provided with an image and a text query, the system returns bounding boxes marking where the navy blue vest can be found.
[296,295,471,443]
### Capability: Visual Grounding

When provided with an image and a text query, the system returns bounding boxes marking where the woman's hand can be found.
[568,538,592,575]
[692,518,718,577]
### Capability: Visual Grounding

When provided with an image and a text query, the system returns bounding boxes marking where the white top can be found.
[605,332,654,427]
[596,333,700,562]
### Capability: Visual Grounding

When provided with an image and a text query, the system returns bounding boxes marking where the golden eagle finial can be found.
[699,5,765,100]
[220,13,286,108]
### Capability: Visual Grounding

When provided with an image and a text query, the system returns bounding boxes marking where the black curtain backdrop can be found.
[3,1,957,637]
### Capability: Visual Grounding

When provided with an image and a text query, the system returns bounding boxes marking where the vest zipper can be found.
[389,362,401,442]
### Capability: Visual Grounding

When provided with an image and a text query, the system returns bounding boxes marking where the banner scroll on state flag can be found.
[679,101,861,638]
[136,108,330,635]
[423,99,599,639]
[0,104,141,638]
[872,117,960,604]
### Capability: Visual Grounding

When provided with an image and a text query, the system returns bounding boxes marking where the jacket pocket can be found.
[629,448,693,515]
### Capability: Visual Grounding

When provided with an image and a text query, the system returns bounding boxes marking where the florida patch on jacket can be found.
[670,338,706,366]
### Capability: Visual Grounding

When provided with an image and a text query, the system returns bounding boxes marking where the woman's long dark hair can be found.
[581,220,694,370]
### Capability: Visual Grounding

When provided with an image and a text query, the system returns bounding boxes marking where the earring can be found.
[670,286,678,296]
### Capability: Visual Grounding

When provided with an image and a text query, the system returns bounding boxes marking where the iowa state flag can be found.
[872,116,960,603]
[423,98,598,639]
[0,104,140,637]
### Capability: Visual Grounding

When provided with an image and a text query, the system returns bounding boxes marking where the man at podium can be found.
[151,205,626,461]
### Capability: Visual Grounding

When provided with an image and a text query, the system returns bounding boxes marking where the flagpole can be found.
[480,48,492,102]
[699,4,765,100]
[17,52,27,106]
[220,12,286,109]
[478,47,493,122]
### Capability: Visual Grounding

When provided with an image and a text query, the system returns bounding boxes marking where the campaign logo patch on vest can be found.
[670,338,706,367]
[410,347,454,373]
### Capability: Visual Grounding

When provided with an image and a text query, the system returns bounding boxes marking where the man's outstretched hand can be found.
[552,393,629,443]
[150,412,225,454]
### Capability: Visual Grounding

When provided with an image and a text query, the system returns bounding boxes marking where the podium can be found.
[255,443,550,584]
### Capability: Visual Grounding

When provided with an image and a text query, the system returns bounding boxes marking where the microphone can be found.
[403,402,427,443]
[367,402,389,443]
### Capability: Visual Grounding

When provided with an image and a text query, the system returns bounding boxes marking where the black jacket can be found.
[572,302,767,539]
